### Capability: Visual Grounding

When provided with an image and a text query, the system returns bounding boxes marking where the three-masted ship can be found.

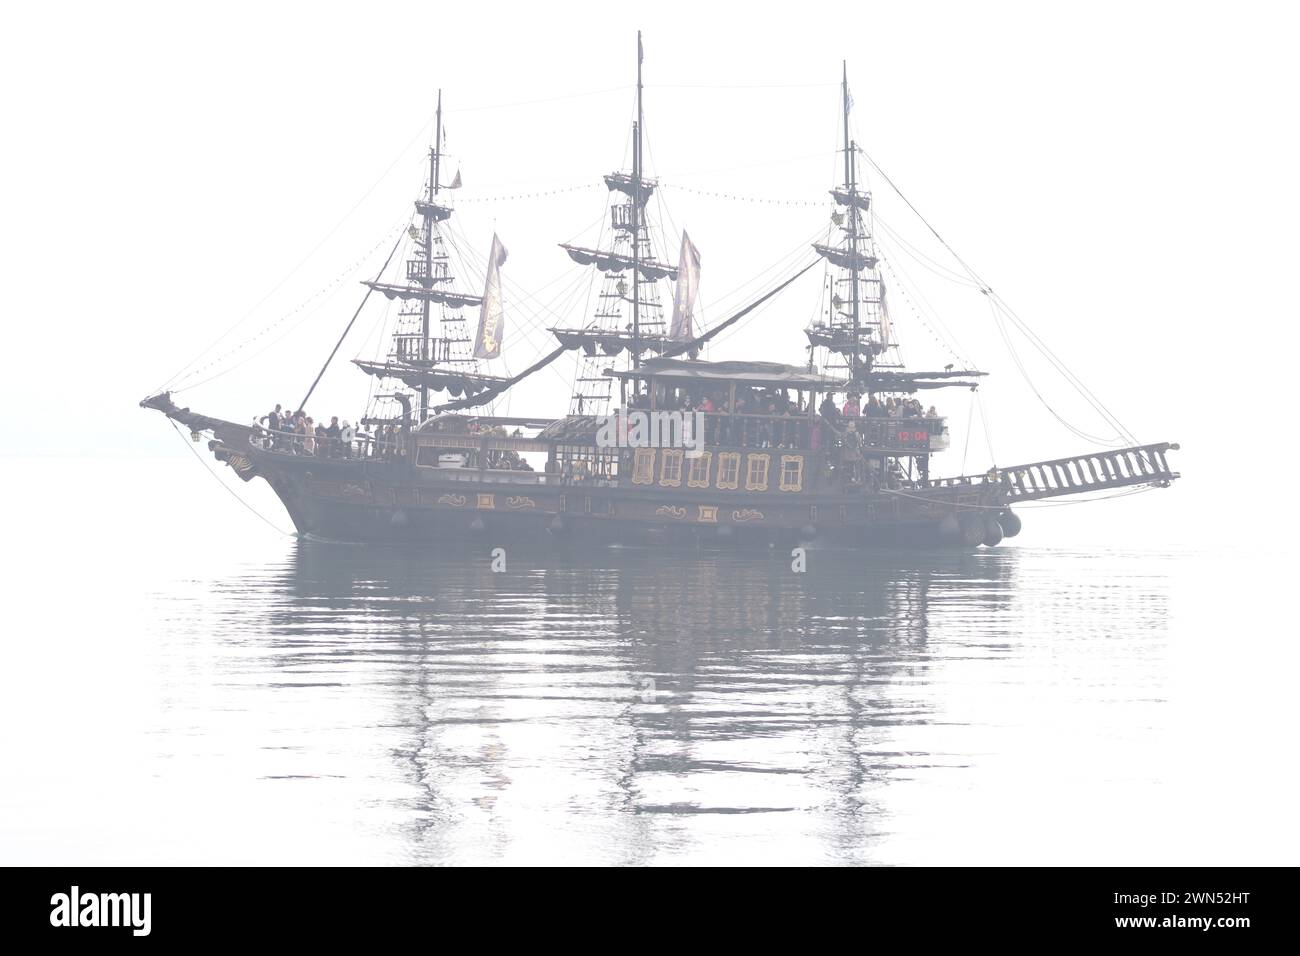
[142,36,1180,549]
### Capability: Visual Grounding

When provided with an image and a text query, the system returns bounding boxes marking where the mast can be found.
[631,32,644,370]
[356,90,495,419]
[551,31,673,416]
[418,90,443,419]
[844,62,861,380]
[808,64,895,380]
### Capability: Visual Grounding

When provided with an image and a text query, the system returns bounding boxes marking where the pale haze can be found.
[1,2,1296,865]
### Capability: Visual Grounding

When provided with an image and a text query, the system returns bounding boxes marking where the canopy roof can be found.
[607,357,987,394]
[608,358,846,390]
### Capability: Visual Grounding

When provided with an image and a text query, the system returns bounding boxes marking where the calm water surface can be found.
[0,458,1290,865]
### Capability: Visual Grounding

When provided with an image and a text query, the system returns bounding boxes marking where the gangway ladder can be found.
[999,442,1180,502]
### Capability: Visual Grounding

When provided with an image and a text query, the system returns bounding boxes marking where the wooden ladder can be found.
[997,443,1180,502]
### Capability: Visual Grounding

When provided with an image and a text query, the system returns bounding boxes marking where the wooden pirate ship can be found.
[142,36,1179,549]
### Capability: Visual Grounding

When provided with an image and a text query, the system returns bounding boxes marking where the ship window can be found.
[745,453,770,491]
[686,451,712,488]
[779,455,804,492]
[716,452,741,490]
[659,449,684,487]
[632,448,656,485]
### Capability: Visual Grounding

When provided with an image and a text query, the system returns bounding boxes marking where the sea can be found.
[1,456,1292,866]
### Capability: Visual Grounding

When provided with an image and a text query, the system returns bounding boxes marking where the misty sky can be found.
[2,0,1296,545]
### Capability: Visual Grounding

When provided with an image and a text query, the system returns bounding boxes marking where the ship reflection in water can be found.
[142,538,1169,865]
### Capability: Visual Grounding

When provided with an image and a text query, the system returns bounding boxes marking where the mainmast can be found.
[549,32,680,416]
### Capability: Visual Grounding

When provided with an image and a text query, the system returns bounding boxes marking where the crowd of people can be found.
[251,404,407,460]
[629,384,940,451]
[249,389,943,492]
[630,384,945,491]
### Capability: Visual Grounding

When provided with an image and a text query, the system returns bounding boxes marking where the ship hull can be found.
[219,444,1013,551]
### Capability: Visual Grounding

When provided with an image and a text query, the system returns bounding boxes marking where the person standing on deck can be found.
[841,421,864,487]
[326,416,342,457]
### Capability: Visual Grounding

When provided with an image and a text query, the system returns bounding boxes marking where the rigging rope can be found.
[881,483,1160,511]
[169,421,292,536]
[857,146,1140,447]
[168,222,407,394]
[156,111,443,394]
[298,227,408,411]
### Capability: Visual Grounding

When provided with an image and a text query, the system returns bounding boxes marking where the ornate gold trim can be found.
[731,508,764,522]
[437,494,467,507]
[697,505,718,523]
[686,451,712,487]
[716,452,741,490]
[778,454,805,492]
[505,496,536,509]
[658,449,684,487]
[476,493,495,510]
[631,448,657,485]
[745,452,771,491]
[655,504,687,519]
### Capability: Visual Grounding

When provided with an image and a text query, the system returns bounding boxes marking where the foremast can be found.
[354,91,497,423]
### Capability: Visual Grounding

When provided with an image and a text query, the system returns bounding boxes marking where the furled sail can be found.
[603,171,656,203]
[548,327,687,358]
[473,234,508,360]
[878,280,894,347]
[669,231,701,340]
[351,360,509,397]
[363,281,482,308]
[560,244,678,281]
[830,187,871,212]
[812,243,877,272]
[413,200,453,222]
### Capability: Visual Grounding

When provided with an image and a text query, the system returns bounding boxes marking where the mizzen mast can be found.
[418,89,443,417]
[843,62,861,380]
[808,64,894,383]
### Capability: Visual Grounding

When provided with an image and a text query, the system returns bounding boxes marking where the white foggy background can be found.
[1,1,1298,865]
[1,0,1296,548]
